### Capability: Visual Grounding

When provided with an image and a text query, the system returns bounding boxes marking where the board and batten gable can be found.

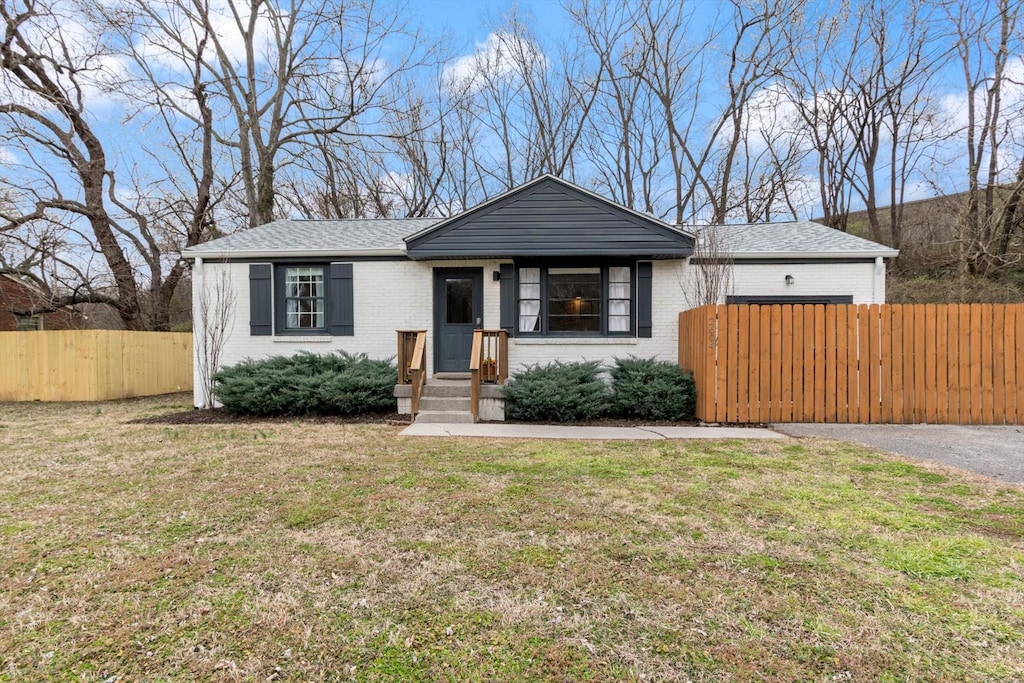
[405,176,694,259]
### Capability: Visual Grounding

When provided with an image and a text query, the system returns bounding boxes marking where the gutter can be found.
[181,248,406,260]
[728,249,899,259]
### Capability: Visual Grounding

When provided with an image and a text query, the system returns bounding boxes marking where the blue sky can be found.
[409,0,569,50]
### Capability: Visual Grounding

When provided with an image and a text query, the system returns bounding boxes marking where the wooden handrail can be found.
[397,329,427,416]
[469,329,483,421]
[469,328,509,422]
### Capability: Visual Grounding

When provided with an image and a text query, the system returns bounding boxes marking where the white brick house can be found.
[183,175,897,416]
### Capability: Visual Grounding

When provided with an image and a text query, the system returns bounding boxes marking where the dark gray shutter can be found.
[499,263,515,335]
[249,264,273,336]
[328,263,354,336]
[636,261,653,338]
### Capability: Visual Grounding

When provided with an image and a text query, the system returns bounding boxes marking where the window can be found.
[608,266,631,332]
[279,265,327,332]
[15,314,42,331]
[284,266,325,330]
[548,268,600,332]
[256,262,352,337]
[517,264,633,336]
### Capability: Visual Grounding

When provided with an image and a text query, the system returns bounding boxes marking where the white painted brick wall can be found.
[192,257,884,406]
[730,261,883,304]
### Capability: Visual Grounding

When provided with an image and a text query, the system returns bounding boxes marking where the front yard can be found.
[1,395,1022,681]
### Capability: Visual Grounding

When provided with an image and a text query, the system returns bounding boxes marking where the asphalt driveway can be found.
[777,423,1024,485]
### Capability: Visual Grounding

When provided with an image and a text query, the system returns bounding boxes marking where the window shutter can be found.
[328,262,354,336]
[636,261,653,338]
[249,264,273,336]
[499,263,515,335]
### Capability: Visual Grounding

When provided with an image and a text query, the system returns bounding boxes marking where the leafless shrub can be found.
[196,268,235,409]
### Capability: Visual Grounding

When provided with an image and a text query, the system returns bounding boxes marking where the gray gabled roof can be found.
[183,218,438,258]
[695,221,899,259]
[182,200,897,260]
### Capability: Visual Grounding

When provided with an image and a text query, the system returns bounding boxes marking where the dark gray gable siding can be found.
[406,177,693,259]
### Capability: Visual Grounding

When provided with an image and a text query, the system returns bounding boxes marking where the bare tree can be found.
[945,0,1024,275]
[684,226,734,307]
[195,265,235,409]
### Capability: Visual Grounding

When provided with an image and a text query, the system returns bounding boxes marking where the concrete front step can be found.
[419,396,471,412]
[415,410,475,424]
[421,380,471,398]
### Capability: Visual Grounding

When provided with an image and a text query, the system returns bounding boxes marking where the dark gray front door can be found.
[434,268,483,373]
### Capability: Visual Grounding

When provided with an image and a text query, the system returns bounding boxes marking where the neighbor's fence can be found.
[0,330,192,401]
[679,304,1024,425]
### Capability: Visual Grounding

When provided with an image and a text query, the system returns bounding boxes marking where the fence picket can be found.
[825,306,837,422]
[803,305,816,421]
[867,305,881,423]
[781,305,794,422]
[923,305,937,423]
[748,306,761,423]
[936,306,949,424]
[993,305,1006,424]
[980,304,994,424]
[901,305,916,422]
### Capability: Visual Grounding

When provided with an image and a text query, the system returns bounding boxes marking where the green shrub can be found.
[502,361,609,422]
[609,356,696,421]
[213,351,397,416]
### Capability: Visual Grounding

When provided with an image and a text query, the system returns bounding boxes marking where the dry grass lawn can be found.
[1,395,1023,682]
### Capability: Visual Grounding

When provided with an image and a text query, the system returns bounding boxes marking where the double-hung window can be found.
[280,266,326,332]
[517,264,634,336]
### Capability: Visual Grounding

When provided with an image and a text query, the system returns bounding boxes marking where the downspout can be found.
[193,257,204,408]
[873,256,885,304]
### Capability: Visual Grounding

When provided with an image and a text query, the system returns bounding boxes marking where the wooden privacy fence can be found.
[679,304,1024,425]
[0,330,192,401]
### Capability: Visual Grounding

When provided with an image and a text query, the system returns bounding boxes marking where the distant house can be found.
[0,274,82,331]
[184,175,898,415]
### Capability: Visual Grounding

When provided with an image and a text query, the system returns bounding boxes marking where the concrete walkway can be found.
[400,423,786,440]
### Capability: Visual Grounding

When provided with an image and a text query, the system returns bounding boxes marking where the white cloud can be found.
[0,9,129,112]
[127,0,279,77]
[0,147,17,165]
[442,31,546,93]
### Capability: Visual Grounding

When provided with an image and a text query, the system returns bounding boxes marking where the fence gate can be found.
[678,304,1024,425]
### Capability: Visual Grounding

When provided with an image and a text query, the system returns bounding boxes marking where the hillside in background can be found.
[816,189,1024,304]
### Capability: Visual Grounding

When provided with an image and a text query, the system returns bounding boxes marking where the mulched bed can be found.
[129,409,411,426]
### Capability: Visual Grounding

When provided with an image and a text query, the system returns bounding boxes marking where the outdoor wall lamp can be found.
[785,274,795,285]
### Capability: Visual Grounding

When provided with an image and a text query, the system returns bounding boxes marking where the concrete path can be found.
[778,423,1024,485]
[400,423,786,440]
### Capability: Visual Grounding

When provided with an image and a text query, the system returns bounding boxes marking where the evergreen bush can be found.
[502,360,609,422]
[213,351,397,416]
[609,356,696,421]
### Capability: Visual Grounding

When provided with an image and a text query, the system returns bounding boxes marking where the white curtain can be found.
[608,267,631,331]
[519,268,541,332]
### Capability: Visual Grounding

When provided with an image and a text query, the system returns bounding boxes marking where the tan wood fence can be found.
[0,330,192,401]
[679,304,1024,424]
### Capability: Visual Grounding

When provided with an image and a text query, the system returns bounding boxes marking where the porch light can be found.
[785,274,795,285]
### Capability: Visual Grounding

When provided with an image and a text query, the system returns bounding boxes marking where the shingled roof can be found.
[695,221,898,259]
[183,209,896,261]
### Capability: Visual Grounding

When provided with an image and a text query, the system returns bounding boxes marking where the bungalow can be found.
[183,175,897,420]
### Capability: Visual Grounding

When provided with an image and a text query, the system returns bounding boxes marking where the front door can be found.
[434,268,483,373]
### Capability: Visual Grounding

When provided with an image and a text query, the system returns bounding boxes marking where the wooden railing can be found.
[469,328,509,421]
[397,330,427,415]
